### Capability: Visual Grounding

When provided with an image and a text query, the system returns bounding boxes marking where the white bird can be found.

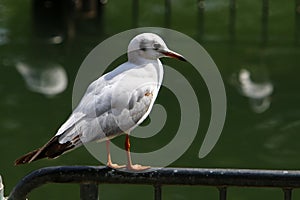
[15,33,186,171]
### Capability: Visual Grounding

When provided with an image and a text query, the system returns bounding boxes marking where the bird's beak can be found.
[161,49,187,62]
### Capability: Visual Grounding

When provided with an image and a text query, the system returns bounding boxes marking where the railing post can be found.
[261,0,269,45]
[154,184,162,200]
[197,0,205,41]
[283,189,292,200]
[165,0,171,27]
[132,0,139,27]
[296,0,300,44]
[229,0,236,43]
[80,183,99,200]
[218,187,227,200]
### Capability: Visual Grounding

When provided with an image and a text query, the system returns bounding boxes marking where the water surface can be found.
[1,0,300,199]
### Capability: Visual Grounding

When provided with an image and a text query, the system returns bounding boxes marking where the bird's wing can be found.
[104,84,156,135]
[128,87,155,125]
[55,76,112,142]
[55,63,158,143]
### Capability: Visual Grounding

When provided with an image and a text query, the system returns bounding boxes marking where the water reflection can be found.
[12,0,107,97]
[253,111,300,166]
[1,1,300,199]
[0,176,3,200]
[32,0,105,41]
[16,61,67,97]
[233,69,274,113]
[0,28,9,45]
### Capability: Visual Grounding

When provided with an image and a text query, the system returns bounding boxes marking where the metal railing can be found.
[8,166,300,200]
[133,0,300,44]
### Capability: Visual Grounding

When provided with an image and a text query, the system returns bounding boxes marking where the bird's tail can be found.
[15,135,78,165]
[14,148,42,165]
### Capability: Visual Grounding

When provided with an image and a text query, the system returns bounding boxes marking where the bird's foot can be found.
[106,162,126,169]
[126,164,150,171]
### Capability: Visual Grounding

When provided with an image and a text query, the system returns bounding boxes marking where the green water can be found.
[1,0,300,199]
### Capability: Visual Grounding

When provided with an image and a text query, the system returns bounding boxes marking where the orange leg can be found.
[106,140,125,169]
[125,133,150,171]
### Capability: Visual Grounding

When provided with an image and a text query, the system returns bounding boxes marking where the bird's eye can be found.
[153,43,161,50]
[140,47,147,51]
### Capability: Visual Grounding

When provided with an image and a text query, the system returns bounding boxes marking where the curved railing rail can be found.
[7,166,300,200]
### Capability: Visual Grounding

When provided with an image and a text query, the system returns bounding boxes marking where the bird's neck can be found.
[128,51,156,65]
[128,57,163,85]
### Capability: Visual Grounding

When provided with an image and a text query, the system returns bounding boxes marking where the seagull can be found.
[15,33,186,171]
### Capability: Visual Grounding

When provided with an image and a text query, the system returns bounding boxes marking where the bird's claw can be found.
[106,162,126,169]
[126,164,150,171]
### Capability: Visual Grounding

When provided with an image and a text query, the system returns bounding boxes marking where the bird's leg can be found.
[125,133,150,171]
[106,140,125,169]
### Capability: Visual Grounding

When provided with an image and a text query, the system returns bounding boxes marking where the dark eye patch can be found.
[153,43,161,50]
[139,40,147,51]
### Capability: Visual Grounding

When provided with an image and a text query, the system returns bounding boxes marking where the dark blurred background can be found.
[1,0,300,199]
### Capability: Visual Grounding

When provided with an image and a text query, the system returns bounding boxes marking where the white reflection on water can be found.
[16,61,68,97]
[236,69,274,113]
[0,28,9,45]
[0,175,3,200]
[48,35,64,44]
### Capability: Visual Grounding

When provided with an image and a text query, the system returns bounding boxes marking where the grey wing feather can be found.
[55,75,155,144]
[55,77,111,142]
[128,90,154,125]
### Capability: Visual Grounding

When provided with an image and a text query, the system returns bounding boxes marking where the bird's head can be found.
[127,33,186,63]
